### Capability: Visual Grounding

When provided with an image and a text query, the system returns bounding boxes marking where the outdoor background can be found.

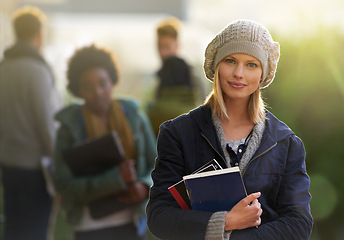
[0,0,344,239]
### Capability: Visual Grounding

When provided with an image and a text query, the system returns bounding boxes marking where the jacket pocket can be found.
[245,155,284,201]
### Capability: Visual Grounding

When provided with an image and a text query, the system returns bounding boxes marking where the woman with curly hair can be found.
[54,44,156,240]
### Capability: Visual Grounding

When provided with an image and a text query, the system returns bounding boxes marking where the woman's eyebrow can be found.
[225,56,236,60]
[246,59,260,63]
[226,55,260,63]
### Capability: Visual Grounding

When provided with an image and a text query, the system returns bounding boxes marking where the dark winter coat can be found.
[147,104,313,240]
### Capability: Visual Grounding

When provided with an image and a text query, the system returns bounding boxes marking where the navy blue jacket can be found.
[147,105,313,240]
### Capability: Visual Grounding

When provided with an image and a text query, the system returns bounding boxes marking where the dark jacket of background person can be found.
[54,98,156,235]
[147,56,200,135]
[0,41,55,168]
[147,105,313,239]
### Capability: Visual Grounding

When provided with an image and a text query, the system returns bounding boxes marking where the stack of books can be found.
[168,159,247,212]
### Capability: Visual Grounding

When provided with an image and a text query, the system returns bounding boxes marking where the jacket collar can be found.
[3,41,54,85]
[4,41,46,64]
[189,106,295,168]
[264,111,294,142]
[189,105,293,142]
[55,104,87,141]
[55,99,140,143]
[251,111,295,159]
[189,105,218,143]
[189,105,227,167]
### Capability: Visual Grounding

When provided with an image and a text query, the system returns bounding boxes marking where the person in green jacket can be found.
[54,44,156,240]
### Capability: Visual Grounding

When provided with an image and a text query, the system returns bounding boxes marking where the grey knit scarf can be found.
[212,114,266,174]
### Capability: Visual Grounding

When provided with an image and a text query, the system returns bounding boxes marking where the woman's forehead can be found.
[225,53,260,61]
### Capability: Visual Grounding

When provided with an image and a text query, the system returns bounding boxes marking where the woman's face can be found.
[218,53,262,103]
[78,67,113,115]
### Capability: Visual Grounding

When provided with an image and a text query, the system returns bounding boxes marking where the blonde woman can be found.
[147,19,313,240]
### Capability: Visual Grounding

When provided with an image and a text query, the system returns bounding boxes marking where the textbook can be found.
[183,166,247,212]
[168,159,222,210]
[63,131,125,177]
[63,131,129,219]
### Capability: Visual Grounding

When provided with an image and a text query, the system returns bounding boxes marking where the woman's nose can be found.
[234,65,244,79]
[92,86,103,98]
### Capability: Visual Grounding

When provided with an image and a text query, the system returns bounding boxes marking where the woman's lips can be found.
[229,82,246,89]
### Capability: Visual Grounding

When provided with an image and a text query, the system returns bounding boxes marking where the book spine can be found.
[168,187,191,210]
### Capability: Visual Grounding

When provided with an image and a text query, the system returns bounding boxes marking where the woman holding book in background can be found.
[54,45,156,240]
[147,19,313,239]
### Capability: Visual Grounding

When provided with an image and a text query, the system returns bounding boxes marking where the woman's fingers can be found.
[240,192,261,206]
[224,192,263,231]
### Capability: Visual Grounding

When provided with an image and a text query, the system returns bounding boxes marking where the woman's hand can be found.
[119,159,137,185]
[224,192,262,231]
[117,159,149,203]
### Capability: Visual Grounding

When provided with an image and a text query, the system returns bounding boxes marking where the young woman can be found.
[54,45,156,240]
[147,19,313,239]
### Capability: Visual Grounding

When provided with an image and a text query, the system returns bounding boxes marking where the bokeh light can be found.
[309,174,338,220]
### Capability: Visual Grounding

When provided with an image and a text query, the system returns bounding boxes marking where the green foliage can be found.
[265,27,344,239]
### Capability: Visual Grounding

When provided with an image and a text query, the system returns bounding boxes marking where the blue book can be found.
[168,159,223,209]
[183,167,247,212]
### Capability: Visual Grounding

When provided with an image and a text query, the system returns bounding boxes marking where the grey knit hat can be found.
[204,19,280,88]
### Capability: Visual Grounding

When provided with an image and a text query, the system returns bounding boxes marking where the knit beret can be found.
[204,19,280,88]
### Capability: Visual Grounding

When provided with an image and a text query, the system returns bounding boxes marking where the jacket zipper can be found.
[201,132,227,167]
[242,142,277,176]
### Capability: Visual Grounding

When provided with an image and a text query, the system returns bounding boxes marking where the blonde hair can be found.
[12,6,46,41]
[204,65,266,124]
[156,17,181,39]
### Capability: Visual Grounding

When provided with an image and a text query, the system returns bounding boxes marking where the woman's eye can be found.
[81,84,92,92]
[99,79,109,88]
[225,58,235,64]
[100,81,106,88]
[247,63,257,68]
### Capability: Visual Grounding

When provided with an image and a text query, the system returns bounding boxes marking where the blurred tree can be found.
[264,27,344,240]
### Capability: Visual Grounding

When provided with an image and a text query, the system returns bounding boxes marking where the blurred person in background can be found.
[147,17,210,135]
[147,19,313,239]
[0,6,56,240]
[53,44,156,240]
[147,56,199,136]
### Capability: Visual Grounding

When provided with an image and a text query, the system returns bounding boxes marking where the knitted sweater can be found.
[205,114,265,239]
[0,41,56,169]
